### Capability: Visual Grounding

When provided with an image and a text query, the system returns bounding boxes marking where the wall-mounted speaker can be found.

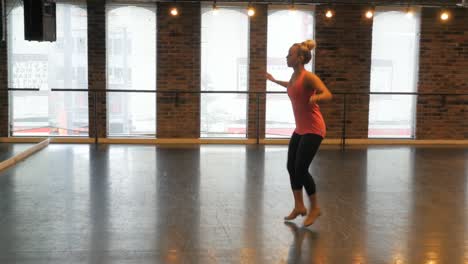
[23,0,56,41]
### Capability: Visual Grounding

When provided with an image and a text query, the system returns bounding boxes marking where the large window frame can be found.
[7,1,89,137]
[265,5,315,138]
[106,3,157,137]
[200,4,250,138]
[368,7,421,139]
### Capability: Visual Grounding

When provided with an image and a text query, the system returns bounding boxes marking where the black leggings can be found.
[287,132,323,196]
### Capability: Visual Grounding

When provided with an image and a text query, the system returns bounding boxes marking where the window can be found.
[266,6,314,138]
[8,2,89,136]
[106,4,156,136]
[201,5,249,138]
[369,7,421,138]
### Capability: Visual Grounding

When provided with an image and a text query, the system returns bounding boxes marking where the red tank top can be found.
[287,71,326,137]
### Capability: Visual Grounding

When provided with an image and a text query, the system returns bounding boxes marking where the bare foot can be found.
[303,208,321,227]
[284,207,307,221]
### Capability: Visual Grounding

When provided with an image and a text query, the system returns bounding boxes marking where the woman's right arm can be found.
[266,72,289,88]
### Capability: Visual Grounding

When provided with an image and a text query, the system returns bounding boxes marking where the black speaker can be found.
[23,0,56,41]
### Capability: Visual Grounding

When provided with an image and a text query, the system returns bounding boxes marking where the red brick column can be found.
[247,4,267,140]
[157,2,200,138]
[416,8,468,139]
[87,0,107,138]
[315,5,373,139]
[0,2,8,137]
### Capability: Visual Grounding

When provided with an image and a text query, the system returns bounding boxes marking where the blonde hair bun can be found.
[302,39,316,51]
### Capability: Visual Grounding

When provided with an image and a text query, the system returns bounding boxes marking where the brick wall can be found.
[0,3,466,140]
[247,4,267,140]
[157,2,200,138]
[315,5,373,139]
[87,0,106,138]
[417,8,468,139]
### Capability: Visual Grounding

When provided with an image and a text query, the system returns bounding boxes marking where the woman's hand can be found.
[309,94,320,104]
[305,73,333,104]
[266,72,289,88]
[266,72,276,82]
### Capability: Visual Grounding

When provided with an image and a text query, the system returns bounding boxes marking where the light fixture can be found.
[325,9,333,18]
[212,0,218,14]
[289,0,296,13]
[247,7,255,16]
[365,7,374,19]
[247,1,255,17]
[406,6,414,18]
[170,7,178,16]
[440,10,450,21]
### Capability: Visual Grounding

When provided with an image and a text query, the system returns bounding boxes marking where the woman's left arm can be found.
[306,73,333,104]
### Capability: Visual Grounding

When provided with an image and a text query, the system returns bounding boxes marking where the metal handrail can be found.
[6,88,468,148]
[45,88,468,96]
[7,88,40,91]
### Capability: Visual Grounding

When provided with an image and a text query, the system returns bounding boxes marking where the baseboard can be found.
[0,137,95,143]
[1,137,467,146]
[99,138,258,145]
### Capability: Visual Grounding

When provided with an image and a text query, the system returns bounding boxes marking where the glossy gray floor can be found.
[0,143,35,162]
[0,144,467,264]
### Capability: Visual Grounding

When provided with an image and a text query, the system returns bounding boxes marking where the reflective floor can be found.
[0,144,467,264]
[0,143,35,162]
